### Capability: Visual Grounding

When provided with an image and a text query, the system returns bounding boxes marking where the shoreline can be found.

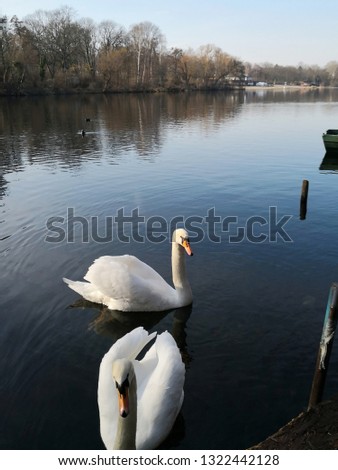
[244,84,338,91]
[250,395,338,450]
[1,84,336,98]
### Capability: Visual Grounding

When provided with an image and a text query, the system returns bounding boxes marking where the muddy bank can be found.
[250,396,338,450]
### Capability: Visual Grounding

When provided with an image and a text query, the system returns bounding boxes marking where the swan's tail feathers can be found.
[63,277,86,294]
[63,277,98,302]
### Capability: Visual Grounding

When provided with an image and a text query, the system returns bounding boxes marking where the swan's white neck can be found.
[113,374,137,450]
[171,242,192,306]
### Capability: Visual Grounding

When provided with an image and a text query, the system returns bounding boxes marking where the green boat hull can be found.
[323,130,338,150]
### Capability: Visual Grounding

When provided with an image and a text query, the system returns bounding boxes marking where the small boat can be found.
[322,129,338,151]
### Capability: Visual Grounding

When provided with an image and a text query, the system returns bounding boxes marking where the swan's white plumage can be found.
[63,228,192,312]
[98,327,185,450]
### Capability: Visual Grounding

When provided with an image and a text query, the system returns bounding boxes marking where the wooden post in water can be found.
[300,179,309,220]
[308,283,338,410]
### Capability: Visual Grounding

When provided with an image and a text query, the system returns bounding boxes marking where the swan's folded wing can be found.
[84,255,176,309]
[135,331,185,449]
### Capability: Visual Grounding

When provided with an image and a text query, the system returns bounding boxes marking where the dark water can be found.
[1,89,338,450]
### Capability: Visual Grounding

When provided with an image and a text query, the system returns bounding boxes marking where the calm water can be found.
[1,89,338,450]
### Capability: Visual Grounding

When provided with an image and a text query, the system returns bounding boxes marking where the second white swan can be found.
[98,326,185,449]
[63,228,193,312]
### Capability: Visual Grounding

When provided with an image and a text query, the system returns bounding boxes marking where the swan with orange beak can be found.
[98,327,185,449]
[64,228,193,311]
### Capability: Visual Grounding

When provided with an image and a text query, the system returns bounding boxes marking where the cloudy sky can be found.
[1,0,338,66]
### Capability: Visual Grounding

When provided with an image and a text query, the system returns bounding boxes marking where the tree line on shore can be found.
[1,6,338,95]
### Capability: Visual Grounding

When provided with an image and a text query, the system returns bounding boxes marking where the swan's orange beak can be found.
[182,239,193,256]
[118,389,129,418]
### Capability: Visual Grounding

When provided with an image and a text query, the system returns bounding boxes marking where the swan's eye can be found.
[116,375,129,396]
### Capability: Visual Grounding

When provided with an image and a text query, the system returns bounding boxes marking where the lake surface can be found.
[1,88,338,450]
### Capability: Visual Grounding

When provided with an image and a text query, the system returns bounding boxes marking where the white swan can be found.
[98,326,185,450]
[63,228,193,312]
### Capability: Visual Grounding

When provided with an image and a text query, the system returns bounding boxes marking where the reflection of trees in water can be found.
[100,93,163,159]
[0,92,247,171]
[0,174,8,199]
[165,91,244,125]
[2,89,337,173]
[0,101,25,175]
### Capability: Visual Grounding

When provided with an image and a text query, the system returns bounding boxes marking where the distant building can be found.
[243,75,255,86]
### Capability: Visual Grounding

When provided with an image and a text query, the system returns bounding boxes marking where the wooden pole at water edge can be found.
[308,282,338,410]
[300,179,309,220]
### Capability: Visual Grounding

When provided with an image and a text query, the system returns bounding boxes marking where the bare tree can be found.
[97,20,125,52]
[166,47,183,87]
[77,18,99,78]
[0,16,34,92]
[196,44,244,88]
[128,21,165,87]
[177,49,199,89]
[25,7,82,79]
[46,7,82,72]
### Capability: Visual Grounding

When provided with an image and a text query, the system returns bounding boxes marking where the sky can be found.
[1,0,338,67]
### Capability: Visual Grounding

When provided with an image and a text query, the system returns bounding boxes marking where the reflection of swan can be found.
[63,228,193,312]
[98,327,185,449]
[172,305,193,367]
[88,305,170,341]
[67,300,192,367]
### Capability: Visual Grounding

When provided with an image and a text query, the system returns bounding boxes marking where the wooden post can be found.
[300,179,309,220]
[308,283,338,410]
